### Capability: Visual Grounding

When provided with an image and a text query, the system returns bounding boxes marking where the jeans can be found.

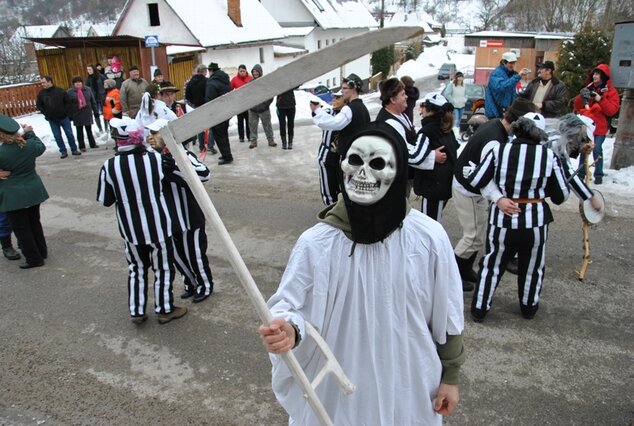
[0,211,11,237]
[49,117,78,154]
[592,135,606,178]
[453,107,465,129]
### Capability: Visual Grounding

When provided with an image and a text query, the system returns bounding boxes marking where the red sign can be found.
[482,39,504,48]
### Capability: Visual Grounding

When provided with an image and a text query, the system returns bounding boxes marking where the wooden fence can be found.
[0,82,41,117]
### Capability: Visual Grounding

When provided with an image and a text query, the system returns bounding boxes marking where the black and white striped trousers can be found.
[420,198,448,223]
[124,239,175,316]
[172,227,213,296]
[317,144,340,206]
[472,224,549,312]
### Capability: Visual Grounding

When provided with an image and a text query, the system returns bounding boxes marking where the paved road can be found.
[0,117,632,425]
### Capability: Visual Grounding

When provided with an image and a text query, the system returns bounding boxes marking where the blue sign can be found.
[145,35,159,48]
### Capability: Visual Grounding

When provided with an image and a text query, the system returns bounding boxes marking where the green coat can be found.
[0,131,49,212]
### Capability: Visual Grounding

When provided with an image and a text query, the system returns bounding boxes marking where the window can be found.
[332,38,335,44]
[317,40,321,49]
[148,3,160,26]
[312,0,325,11]
[259,47,265,63]
[333,77,336,86]
[325,39,329,46]
[326,79,330,87]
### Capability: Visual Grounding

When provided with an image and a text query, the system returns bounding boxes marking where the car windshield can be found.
[465,84,484,98]
[440,64,452,71]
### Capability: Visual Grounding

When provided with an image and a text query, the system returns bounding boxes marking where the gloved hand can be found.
[161,154,176,173]
[462,161,477,179]
[580,88,591,105]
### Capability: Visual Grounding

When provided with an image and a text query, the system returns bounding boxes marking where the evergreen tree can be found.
[556,25,612,106]
[371,46,394,78]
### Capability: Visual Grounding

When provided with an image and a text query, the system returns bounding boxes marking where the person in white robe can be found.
[259,124,465,426]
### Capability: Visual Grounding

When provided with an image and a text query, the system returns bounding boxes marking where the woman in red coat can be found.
[573,63,620,184]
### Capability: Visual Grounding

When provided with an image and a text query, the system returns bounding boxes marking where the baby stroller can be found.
[460,99,488,142]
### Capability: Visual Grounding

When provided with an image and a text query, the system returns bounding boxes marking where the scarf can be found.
[77,88,87,109]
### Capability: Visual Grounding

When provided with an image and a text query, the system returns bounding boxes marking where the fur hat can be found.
[539,61,555,71]
[505,97,536,122]
[207,62,220,72]
[153,68,163,77]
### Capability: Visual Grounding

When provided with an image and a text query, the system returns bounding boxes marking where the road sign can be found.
[144,35,159,48]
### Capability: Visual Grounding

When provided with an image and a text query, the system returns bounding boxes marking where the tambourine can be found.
[581,190,605,224]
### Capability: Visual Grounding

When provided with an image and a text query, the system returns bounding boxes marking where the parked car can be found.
[441,82,486,131]
[437,63,457,80]
[299,84,333,104]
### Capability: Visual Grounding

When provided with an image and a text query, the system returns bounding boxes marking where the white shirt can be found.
[267,209,464,426]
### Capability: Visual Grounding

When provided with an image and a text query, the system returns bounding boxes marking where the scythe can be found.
[158,27,423,426]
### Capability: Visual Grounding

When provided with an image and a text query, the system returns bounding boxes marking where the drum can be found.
[582,190,605,224]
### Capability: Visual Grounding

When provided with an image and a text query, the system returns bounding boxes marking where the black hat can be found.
[159,81,179,93]
[153,68,163,77]
[0,114,20,134]
[343,73,363,92]
[539,61,555,71]
[128,65,139,72]
[207,62,220,72]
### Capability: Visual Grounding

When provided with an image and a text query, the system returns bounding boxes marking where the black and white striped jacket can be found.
[163,150,210,233]
[469,136,570,228]
[97,147,172,244]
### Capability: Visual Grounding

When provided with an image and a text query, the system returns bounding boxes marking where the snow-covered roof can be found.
[15,25,63,39]
[273,45,308,55]
[89,22,116,37]
[283,26,315,37]
[165,0,286,47]
[383,10,433,32]
[467,31,573,40]
[299,0,377,30]
[166,45,206,55]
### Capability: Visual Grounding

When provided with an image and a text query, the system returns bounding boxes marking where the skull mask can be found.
[341,135,397,205]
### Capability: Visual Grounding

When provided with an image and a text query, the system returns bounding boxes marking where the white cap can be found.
[423,92,448,107]
[502,51,518,62]
[333,89,343,97]
[576,114,596,140]
[145,118,170,132]
[109,117,143,139]
[523,112,546,131]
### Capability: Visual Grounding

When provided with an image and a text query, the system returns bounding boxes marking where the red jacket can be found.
[573,64,620,136]
[230,73,252,90]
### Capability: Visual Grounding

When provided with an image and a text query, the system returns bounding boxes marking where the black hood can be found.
[339,122,408,244]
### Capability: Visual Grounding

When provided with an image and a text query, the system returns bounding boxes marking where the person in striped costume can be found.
[145,119,214,303]
[467,114,570,322]
[97,117,187,325]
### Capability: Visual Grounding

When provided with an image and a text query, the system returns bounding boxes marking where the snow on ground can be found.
[11,35,634,217]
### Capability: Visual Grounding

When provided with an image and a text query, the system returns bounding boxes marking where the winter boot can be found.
[268,139,277,147]
[249,140,257,149]
[455,253,477,291]
[281,136,287,150]
[288,139,293,150]
[1,235,21,260]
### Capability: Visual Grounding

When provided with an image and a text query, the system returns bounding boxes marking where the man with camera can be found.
[485,52,531,119]
[519,61,568,118]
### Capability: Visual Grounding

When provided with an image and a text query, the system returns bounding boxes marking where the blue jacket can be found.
[485,64,521,118]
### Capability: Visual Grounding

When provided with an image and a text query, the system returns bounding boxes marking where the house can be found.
[112,0,287,81]
[11,25,71,72]
[261,0,378,89]
[465,31,573,85]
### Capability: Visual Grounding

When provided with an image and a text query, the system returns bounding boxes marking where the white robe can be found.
[268,209,464,426]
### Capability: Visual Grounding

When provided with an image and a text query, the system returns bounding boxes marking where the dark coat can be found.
[519,77,568,118]
[205,70,231,103]
[0,131,49,212]
[404,85,420,123]
[413,115,459,200]
[36,86,70,121]
[67,86,98,127]
[185,74,208,107]
[85,72,106,103]
[276,89,296,109]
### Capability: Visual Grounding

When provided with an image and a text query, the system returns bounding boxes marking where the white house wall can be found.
[116,0,199,46]
[201,45,276,77]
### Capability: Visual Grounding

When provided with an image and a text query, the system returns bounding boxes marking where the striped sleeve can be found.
[563,163,593,201]
[468,148,497,190]
[547,155,570,205]
[173,150,211,182]
[96,163,116,207]
[407,130,435,170]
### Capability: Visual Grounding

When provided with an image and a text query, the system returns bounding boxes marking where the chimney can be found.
[228,0,242,27]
